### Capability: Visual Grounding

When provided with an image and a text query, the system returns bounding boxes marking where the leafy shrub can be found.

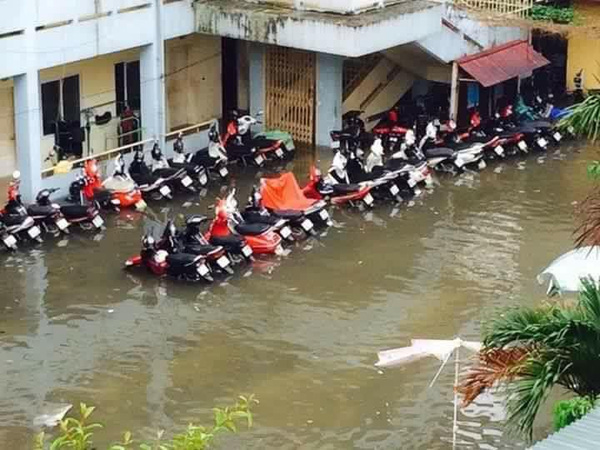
[34,395,258,450]
[530,5,575,24]
[553,396,596,431]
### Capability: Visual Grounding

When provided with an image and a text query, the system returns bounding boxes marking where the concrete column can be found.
[450,62,459,121]
[14,71,42,203]
[248,42,265,132]
[315,53,343,147]
[140,0,166,150]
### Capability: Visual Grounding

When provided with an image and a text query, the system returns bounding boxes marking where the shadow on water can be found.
[0,142,597,449]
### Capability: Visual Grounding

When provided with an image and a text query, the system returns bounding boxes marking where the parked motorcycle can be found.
[129,149,174,201]
[420,122,486,171]
[151,142,208,189]
[125,234,213,282]
[186,121,230,180]
[37,188,105,231]
[158,219,234,275]
[1,173,43,243]
[4,172,70,236]
[206,194,283,255]
[181,214,254,264]
[244,186,313,239]
[259,172,332,228]
[222,110,288,166]
[82,158,146,210]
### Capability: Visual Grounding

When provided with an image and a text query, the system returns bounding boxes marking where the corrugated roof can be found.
[530,405,600,449]
[457,40,549,88]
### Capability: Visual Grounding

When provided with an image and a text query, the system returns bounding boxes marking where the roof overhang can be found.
[456,40,550,87]
[194,0,443,57]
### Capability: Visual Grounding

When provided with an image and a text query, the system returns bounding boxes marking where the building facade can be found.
[1,0,528,201]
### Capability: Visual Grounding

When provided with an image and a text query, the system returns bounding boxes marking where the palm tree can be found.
[458,280,600,439]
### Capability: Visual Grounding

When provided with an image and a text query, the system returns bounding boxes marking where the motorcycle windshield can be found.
[260,172,317,211]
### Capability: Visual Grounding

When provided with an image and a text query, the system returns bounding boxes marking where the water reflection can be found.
[0,142,596,449]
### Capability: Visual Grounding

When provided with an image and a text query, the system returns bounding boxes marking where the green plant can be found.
[35,395,258,450]
[558,95,600,142]
[587,161,600,180]
[458,281,600,439]
[553,396,596,431]
[529,5,575,24]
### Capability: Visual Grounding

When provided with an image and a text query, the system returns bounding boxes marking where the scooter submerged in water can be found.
[206,194,284,255]
[124,234,213,282]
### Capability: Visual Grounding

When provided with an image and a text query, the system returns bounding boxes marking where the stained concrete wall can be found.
[165,34,222,131]
[0,81,16,178]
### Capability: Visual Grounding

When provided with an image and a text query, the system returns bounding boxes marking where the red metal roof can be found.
[456,40,550,87]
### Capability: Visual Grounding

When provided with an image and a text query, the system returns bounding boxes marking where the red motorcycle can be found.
[82,158,145,210]
[206,194,283,255]
[125,235,213,282]
[302,166,373,207]
[222,111,285,166]
[260,172,332,227]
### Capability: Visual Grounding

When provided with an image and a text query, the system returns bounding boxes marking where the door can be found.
[265,46,316,145]
[222,37,239,116]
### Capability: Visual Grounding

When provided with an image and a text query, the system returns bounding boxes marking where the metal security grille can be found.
[265,46,315,145]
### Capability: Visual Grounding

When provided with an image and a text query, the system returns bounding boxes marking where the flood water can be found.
[0,141,597,449]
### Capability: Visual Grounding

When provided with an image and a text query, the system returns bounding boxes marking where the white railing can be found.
[41,118,215,178]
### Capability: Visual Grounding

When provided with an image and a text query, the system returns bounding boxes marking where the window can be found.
[41,75,80,136]
[115,61,140,116]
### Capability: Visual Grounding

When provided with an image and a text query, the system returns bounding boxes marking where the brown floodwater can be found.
[0,141,597,449]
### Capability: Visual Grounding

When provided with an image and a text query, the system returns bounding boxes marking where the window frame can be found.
[115,59,141,116]
[39,73,81,137]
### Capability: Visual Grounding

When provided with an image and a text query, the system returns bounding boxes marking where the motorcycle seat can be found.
[209,234,245,249]
[92,188,113,203]
[235,222,271,236]
[423,147,455,159]
[1,214,27,227]
[271,209,304,221]
[332,183,361,194]
[60,204,90,219]
[242,211,280,226]
[130,172,160,187]
[103,177,135,193]
[153,168,181,179]
[184,244,222,256]
[166,253,202,269]
[330,130,355,141]
[27,205,55,217]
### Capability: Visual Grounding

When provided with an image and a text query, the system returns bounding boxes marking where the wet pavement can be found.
[0,141,596,449]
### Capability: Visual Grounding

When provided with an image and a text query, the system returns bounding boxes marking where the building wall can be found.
[567,37,600,92]
[165,34,222,131]
[0,80,16,177]
[38,48,141,167]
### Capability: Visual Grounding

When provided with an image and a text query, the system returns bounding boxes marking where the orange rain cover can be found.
[260,172,317,210]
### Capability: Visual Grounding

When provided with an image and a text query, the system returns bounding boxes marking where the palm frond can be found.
[506,356,571,439]
[458,347,529,406]
[574,187,600,248]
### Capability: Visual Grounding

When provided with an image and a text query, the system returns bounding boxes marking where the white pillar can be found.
[14,71,42,203]
[140,0,166,150]
[315,53,343,147]
[450,62,459,121]
[248,42,265,132]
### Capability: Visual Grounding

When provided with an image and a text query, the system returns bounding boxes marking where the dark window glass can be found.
[62,75,80,124]
[126,60,140,111]
[115,62,125,115]
[115,60,140,115]
[41,80,60,136]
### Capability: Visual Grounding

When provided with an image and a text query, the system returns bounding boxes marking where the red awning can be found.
[456,40,549,88]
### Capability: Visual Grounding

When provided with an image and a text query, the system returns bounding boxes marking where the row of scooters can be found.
[0,111,295,251]
[122,96,576,282]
